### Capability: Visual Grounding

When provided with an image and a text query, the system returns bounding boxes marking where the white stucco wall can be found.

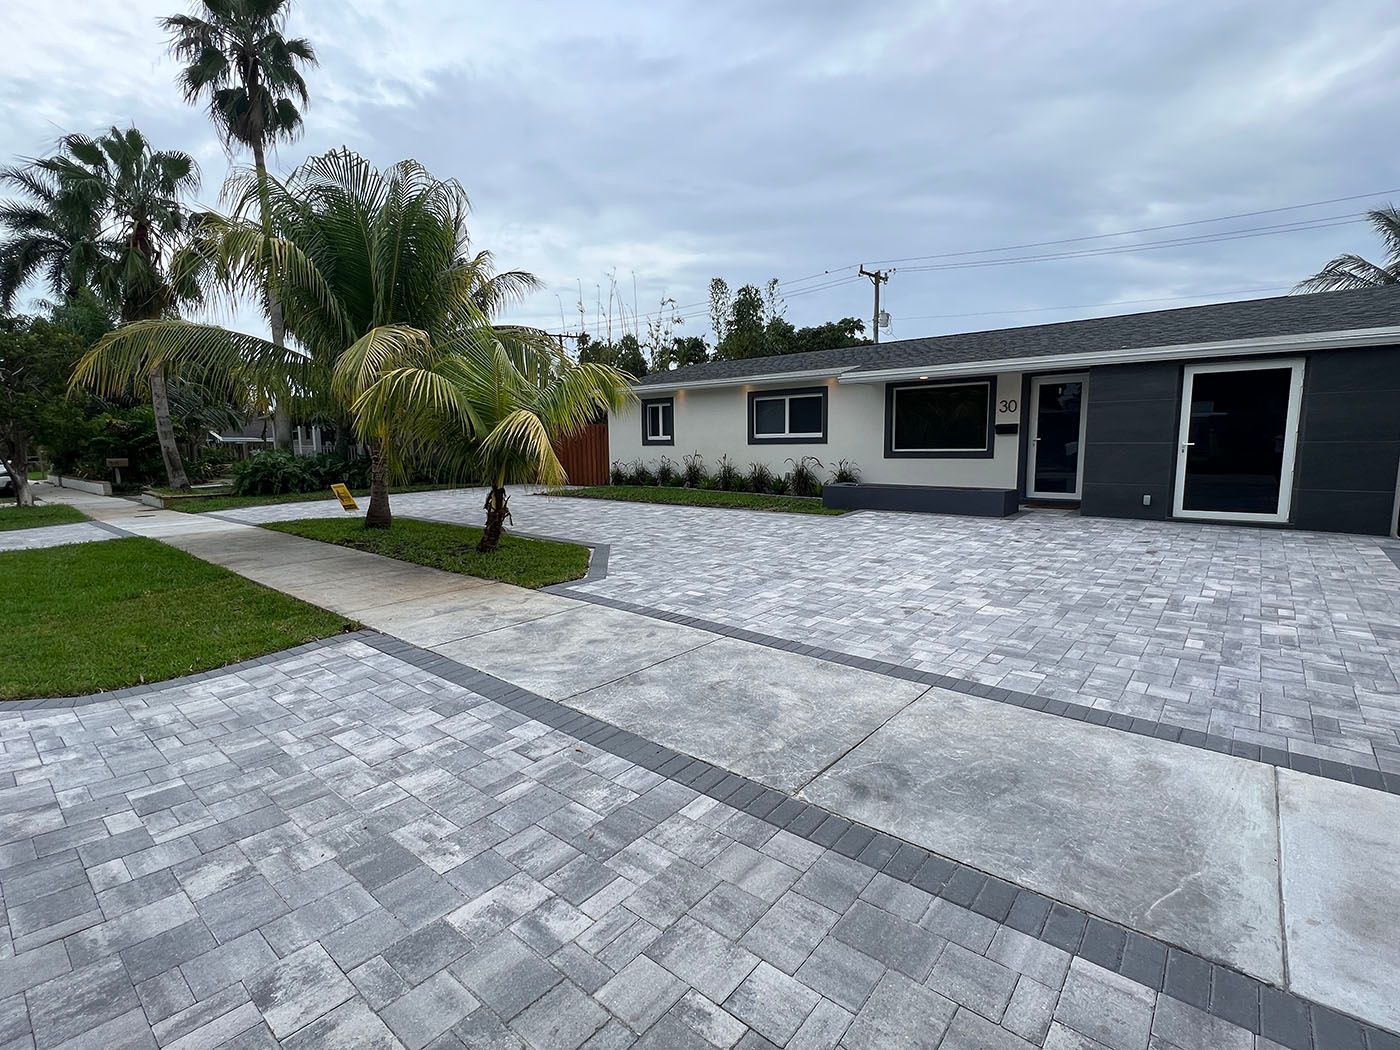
[609,373,1024,489]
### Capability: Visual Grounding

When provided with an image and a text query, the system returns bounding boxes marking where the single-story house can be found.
[609,286,1400,536]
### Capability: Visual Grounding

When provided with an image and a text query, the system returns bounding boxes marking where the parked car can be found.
[0,464,13,496]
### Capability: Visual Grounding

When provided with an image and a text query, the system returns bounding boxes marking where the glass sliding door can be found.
[1172,359,1304,523]
[1027,374,1087,499]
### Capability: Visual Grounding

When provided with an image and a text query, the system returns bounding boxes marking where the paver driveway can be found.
[219,489,1400,770]
[0,638,1282,1050]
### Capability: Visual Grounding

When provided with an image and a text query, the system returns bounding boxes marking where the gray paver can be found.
[246,942,355,1039]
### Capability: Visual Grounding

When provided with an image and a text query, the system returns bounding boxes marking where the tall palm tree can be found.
[349,331,635,551]
[1,127,202,489]
[73,149,535,528]
[162,0,316,450]
[1295,206,1400,292]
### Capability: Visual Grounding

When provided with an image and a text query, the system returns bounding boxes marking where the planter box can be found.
[823,482,1019,517]
[46,475,112,496]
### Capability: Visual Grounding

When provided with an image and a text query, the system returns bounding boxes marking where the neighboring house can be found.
[611,286,1400,536]
[212,418,339,458]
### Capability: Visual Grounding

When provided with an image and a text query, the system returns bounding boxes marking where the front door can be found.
[1027,374,1088,500]
[1172,359,1304,523]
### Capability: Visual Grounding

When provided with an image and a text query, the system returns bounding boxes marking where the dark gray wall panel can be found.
[1293,347,1400,535]
[1080,362,1181,521]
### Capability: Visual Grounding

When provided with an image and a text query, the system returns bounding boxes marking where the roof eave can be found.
[837,325,1400,384]
[633,365,858,393]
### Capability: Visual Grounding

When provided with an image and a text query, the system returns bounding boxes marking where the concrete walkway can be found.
[36,486,1400,1037]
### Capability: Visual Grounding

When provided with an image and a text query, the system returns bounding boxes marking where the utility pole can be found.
[858,266,891,344]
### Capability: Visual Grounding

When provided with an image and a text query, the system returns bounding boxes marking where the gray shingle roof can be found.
[634,286,1400,387]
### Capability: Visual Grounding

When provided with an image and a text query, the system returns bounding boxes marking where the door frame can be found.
[1026,373,1090,501]
[1171,357,1305,524]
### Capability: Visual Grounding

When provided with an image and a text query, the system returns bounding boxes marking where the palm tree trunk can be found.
[150,365,189,492]
[253,138,293,453]
[478,478,509,552]
[365,439,391,529]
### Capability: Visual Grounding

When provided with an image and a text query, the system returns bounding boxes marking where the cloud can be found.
[4,0,1399,340]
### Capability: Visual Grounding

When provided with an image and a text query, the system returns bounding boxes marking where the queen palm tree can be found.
[73,149,539,528]
[1,127,202,489]
[348,330,635,551]
[1295,206,1400,292]
[162,0,316,450]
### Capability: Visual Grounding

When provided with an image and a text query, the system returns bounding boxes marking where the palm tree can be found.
[162,0,316,450]
[1295,206,1400,292]
[73,149,537,527]
[349,330,635,551]
[1,127,202,489]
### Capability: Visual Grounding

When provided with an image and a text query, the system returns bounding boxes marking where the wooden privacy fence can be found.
[554,422,609,486]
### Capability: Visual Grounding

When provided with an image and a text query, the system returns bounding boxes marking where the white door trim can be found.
[1172,358,1305,524]
[1027,373,1089,500]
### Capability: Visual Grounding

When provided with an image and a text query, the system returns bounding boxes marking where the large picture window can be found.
[748,387,828,444]
[886,379,994,458]
[641,397,674,446]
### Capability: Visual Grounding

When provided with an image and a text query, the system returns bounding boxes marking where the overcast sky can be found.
[5,0,1400,345]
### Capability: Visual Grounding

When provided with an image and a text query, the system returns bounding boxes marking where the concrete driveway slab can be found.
[566,637,929,793]
[357,584,573,645]
[1280,771,1400,1033]
[803,690,1285,983]
[430,603,714,699]
[253,564,472,615]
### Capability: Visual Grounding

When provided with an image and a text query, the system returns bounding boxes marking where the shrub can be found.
[682,452,705,488]
[655,456,678,486]
[610,460,628,485]
[229,450,370,495]
[786,456,824,497]
[830,458,862,484]
[769,474,790,495]
[714,454,742,491]
[230,450,319,495]
[628,459,656,486]
[747,462,774,493]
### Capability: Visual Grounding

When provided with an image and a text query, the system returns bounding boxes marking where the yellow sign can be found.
[330,483,359,512]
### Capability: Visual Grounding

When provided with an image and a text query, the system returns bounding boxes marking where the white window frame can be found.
[749,390,826,442]
[1172,358,1305,524]
[642,399,673,445]
[889,379,994,456]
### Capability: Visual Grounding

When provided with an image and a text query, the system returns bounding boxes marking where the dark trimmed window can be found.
[886,379,994,458]
[641,397,674,446]
[747,387,828,444]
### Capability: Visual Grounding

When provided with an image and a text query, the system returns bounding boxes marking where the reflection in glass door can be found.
[1173,359,1304,523]
[1027,375,1087,499]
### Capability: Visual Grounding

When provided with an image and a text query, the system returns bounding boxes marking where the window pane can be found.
[787,396,823,435]
[661,403,673,437]
[753,399,785,435]
[894,384,989,451]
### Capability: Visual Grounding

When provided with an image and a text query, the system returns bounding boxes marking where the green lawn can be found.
[265,516,592,589]
[2,538,354,700]
[546,485,847,515]
[167,482,459,514]
[0,503,89,531]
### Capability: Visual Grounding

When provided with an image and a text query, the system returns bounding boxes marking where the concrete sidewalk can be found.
[41,486,1400,1036]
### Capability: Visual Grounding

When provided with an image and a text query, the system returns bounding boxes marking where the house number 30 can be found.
[998,399,1018,413]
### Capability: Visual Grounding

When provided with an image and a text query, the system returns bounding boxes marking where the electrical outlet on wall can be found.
[1142,494,1152,507]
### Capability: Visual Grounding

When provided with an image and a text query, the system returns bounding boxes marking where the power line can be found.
[897,215,1363,273]
[861,188,1399,267]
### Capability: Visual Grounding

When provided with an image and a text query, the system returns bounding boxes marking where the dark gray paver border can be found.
[1,626,1393,1047]
[545,587,1400,799]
